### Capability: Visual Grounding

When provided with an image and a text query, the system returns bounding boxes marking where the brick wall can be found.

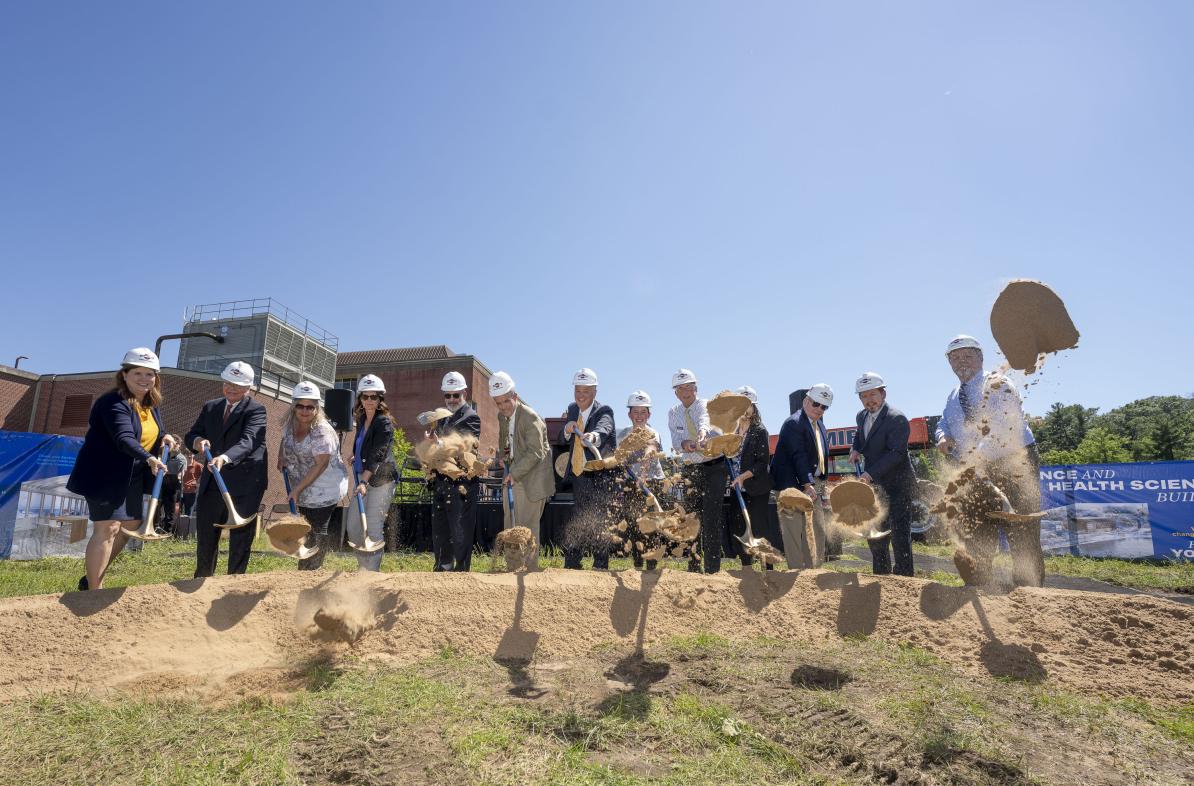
[0,368,37,431]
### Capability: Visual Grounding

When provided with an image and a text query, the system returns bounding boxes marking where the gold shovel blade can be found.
[122,498,169,541]
[213,491,256,530]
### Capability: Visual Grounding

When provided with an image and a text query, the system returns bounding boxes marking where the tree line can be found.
[1030,395,1194,465]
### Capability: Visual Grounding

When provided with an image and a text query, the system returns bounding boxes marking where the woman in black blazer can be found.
[347,374,397,571]
[66,348,174,590]
[728,386,773,568]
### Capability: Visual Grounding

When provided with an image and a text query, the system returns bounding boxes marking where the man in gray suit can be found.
[491,371,555,568]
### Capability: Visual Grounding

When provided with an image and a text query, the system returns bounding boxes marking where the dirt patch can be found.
[990,279,1080,373]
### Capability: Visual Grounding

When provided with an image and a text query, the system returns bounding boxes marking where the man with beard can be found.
[429,371,482,571]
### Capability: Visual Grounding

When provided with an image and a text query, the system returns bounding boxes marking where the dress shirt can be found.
[934,372,1035,463]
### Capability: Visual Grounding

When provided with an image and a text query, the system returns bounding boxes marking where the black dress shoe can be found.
[77,575,89,591]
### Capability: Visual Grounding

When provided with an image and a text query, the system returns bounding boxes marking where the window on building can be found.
[334,377,358,391]
[59,395,93,429]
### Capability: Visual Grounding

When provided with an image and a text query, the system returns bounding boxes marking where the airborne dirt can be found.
[990,279,1080,373]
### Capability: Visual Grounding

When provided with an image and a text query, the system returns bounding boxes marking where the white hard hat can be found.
[121,347,160,372]
[220,361,255,386]
[736,385,758,403]
[945,335,982,356]
[626,390,652,408]
[489,371,515,397]
[292,380,321,401]
[441,371,467,392]
[572,367,598,386]
[357,374,386,394]
[807,383,834,407]
[671,368,698,387]
[855,372,885,394]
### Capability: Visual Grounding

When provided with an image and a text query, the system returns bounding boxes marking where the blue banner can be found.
[0,430,84,559]
[1040,461,1194,561]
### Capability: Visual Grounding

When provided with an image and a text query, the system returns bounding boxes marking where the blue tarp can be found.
[0,430,84,559]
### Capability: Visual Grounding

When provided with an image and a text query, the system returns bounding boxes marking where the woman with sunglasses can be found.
[727,386,773,569]
[346,374,397,571]
[279,380,349,570]
[67,347,174,590]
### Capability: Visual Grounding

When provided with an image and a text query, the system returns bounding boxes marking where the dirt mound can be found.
[990,279,1080,373]
[1,569,1191,704]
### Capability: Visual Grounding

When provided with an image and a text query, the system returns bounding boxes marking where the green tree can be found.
[1096,395,1194,461]
[1053,426,1132,464]
[1030,402,1099,456]
[391,427,427,499]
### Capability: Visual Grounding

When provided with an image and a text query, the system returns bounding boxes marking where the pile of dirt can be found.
[2,569,1190,705]
[990,279,1080,373]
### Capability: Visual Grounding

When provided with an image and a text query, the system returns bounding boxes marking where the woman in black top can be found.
[728,386,773,568]
[347,374,397,571]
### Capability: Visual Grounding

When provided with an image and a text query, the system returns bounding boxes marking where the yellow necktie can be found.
[570,410,587,475]
[685,409,698,441]
[814,424,825,476]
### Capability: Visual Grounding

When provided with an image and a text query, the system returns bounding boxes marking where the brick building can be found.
[334,345,497,458]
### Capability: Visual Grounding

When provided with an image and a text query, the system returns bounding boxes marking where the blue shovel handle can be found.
[203,448,232,496]
[150,444,170,500]
[353,470,367,516]
[282,469,298,514]
[726,457,749,514]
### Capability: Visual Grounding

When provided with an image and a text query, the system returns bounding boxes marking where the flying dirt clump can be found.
[706,391,752,433]
[264,514,312,556]
[304,585,377,644]
[829,480,879,528]
[414,431,488,480]
[493,526,537,572]
[777,487,814,514]
[701,433,743,459]
[990,279,1079,373]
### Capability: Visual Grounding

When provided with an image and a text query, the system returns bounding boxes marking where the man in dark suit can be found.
[429,371,482,571]
[770,384,834,567]
[848,372,915,576]
[560,367,616,570]
[185,361,269,578]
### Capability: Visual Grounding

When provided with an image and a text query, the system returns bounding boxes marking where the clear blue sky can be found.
[2,2,1191,432]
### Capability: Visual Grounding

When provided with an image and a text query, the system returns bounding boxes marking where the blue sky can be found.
[2,2,1191,431]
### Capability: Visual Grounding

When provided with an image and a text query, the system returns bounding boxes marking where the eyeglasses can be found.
[294,404,317,411]
[443,393,462,400]
[810,402,829,411]
[359,394,379,401]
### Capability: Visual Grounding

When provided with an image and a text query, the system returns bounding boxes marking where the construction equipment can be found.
[205,448,258,530]
[123,444,171,541]
[346,470,385,553]
[267,470,318,559]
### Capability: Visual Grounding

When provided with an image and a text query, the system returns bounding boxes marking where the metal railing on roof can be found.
[184,298,339,350]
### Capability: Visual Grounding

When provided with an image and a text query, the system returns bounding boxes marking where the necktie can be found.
[685,409,698,442]
[959,383,975,422]
[864,411,876,440]
[223,403,233,425]
[570,410,587,475]
[814,423,825,476]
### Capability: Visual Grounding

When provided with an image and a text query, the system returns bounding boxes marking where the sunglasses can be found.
[810,402,829,411]
[294,404,317,412]
[359,394,380,401]
[443,393,462,400]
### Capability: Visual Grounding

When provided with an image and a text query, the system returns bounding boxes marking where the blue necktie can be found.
[959,383,976,422]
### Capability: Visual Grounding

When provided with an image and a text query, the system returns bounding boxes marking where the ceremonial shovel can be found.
[346,470,385,553]
[205,448,258,530]
[123,445,171,541]
[270,469,319,560]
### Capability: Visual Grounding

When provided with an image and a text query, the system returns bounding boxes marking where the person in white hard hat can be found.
[185,360,269,578]
[936,335,1043,586]
[428,370,483,571]
[848,372,915,576]
[345,374,396,571]
[616,390,665,570]
[727,385,774,569]
[560,368,617,570]
[492,372,554,568]
[278,381,349,570]
[770,384,834,568]
[67,348,174,590]
[667,369,729,574]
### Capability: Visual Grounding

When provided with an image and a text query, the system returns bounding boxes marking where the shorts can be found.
[85,474,145,522]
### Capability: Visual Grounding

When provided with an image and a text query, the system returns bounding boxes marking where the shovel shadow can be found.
[969,595,1047,683]
[206,589,268,631]
[815,572,881,638]
[57,586,126,617]
[494,572,545,699]
[598,570,669,720]
[730,567,799,613]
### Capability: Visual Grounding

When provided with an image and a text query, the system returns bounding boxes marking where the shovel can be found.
[272,469,319,560]
[626,464,663,513]
[726,457,761,550]
[123,444,171,541]
[205,447,258,530]
[851,460,891,541]
[491,465,517,572]
[346,470,385,553]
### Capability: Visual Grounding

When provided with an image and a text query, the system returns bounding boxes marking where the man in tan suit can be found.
[491,371,555,567]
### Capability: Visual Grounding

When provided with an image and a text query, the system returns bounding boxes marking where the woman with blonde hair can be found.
[67,348,174,590]
[278,381,349,570]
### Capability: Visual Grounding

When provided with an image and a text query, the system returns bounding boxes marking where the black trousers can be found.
[619,476,664,570]
[565,470,613,570]
[868,479,914,576]
[681,460,729,574]
[297,504,335,571]
[431,476,479,571]
[159,475,181,530]
[194,482,263,578]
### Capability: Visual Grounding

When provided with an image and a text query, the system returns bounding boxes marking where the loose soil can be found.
[990,279,1080,373]
[2,568,1190,705]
